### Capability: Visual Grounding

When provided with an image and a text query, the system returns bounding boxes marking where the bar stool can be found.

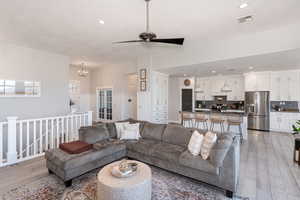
[210,114,225,133]
[181,112,195,128]
[227,115,243,142]
[194,113,208,130]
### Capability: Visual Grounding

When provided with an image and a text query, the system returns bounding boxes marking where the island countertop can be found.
[193,108,248,116]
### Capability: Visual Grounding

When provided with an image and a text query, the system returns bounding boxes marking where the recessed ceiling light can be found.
[98,19,105,25]
[239,3,248,9]
[212,70,216,73]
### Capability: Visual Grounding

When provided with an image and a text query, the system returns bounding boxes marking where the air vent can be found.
[238,15,253,23]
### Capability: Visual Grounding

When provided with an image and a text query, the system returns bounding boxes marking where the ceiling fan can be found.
[115,0,184,45]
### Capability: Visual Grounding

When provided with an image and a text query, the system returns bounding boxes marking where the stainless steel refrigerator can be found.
[245,91,270,131]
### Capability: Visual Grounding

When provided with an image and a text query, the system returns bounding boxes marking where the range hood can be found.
[221,81,232,92]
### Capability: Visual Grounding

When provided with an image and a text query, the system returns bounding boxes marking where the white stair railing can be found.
[0,111,92,167]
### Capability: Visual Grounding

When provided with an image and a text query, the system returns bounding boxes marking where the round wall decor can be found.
[184,79,191,86]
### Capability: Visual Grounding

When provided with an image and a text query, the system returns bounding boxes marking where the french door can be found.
[97,88,113,121]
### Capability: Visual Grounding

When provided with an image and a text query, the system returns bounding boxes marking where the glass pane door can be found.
[97,88,113,121]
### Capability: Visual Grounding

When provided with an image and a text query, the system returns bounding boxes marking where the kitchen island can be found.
[181,110,248,140]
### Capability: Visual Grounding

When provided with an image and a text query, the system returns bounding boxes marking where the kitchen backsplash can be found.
[271,101,299,112]
[195,100,244,110]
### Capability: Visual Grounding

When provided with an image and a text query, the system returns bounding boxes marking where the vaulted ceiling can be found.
[0,0,299,70]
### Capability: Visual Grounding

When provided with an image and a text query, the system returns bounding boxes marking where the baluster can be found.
[51,119,54,149]
[26,121,30,157]
[0,124,3,166]
[33,120,37,155]
[80,115,83,128]
[70,116,74,141]
[39,120,43,154]
[45,119,49,151]
[56,118,59,147]
[61,117,65,143]
[75,116,78,140]
[19,122,23,159]
[66,117,69,142]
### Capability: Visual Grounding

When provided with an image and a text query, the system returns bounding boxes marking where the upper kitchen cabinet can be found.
[227,76,244,101]
[244,72,270,92]
[270,70,300,101]
[195,77,212,101]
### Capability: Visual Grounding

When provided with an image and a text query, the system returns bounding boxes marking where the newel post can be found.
[88,111,93,126]
[7,116,18,164]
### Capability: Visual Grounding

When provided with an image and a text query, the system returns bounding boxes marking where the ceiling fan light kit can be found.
[115,0,184,45]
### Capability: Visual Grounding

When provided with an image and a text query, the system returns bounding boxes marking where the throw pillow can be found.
[115,122,129,138]
[200,131,217,160]
[120,129,140,140]
[188,130,204,156]
[124,123,141,138]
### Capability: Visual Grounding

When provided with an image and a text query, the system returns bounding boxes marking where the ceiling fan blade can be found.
[114,40,144,44]
[150,38,184,45]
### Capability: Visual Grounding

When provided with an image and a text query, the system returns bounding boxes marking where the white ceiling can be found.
[159,48,300,77]
[0,0,299,68]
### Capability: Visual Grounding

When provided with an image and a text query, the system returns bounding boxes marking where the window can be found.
[0,80,41,97]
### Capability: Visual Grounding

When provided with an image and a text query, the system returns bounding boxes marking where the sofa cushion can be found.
[126,139,157,156]
[141,122,166,141]
[162,124,193,147]
[105,123,117,138]
[79,124,110,144]
[93,139,126,152]
[151,143,186,163]
[209,133,234,167]
[59,141,92,154]
[179,151,219,175]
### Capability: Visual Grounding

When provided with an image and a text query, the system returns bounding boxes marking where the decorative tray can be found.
[111,162,138,178]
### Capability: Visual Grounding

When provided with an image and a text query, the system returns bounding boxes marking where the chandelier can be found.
[78,63,89,77]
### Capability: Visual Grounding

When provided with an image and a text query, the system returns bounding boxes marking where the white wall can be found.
[0,42,70,121]
[90,63,136,121]
[168,77,181,122]
[69,65,91,112]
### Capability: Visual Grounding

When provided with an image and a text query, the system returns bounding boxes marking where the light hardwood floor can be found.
[0,130,300,200]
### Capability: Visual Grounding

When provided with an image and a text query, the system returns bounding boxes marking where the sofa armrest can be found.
[78,124,110,144]
[219,136,240,193]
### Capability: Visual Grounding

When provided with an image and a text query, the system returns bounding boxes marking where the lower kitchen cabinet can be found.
[270,112,300,133]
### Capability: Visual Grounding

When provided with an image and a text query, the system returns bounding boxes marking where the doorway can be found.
[96,88,113,121]
[181,89,193,112]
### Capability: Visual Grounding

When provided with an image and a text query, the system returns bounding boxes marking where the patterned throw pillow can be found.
[200,131,217,160]
[120,123,141,140]
[188,130,204,156]
[115,122,129,138]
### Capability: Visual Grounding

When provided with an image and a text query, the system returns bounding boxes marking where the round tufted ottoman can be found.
[97,160,152,200]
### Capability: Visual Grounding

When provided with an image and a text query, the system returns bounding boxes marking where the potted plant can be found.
[292,120,300,136]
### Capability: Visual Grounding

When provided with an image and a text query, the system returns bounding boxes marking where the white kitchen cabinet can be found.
[270,112,300,133]
[244,72,270,92]
[195,77,212,101]
[227,76,244,101]
[270,70,300,101]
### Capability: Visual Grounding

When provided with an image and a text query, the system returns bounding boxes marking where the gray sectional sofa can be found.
[45,119,240,198]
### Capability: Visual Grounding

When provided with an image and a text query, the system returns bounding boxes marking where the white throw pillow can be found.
[200,131,217,160]
[120,129,140,140]
[124,123,141,139]
[188,130,204,156]
[115,122,129,138]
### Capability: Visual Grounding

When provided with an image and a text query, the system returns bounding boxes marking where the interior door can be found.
[182,89,193,112]
[97,88,113,121]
